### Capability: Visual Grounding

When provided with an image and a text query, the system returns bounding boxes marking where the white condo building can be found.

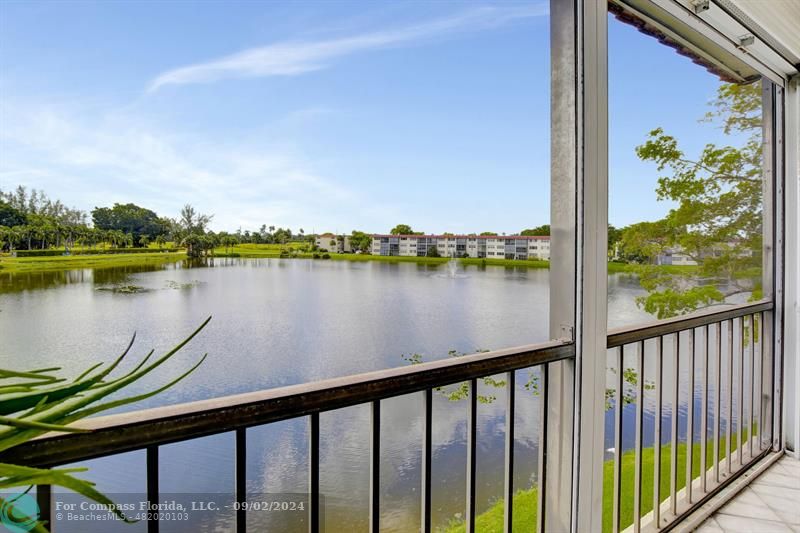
[314,234,352,253]
[370,234,550,260]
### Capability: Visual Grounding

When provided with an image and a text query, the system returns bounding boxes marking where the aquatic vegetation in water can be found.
[95,285,150,294]
[164,279,204,290]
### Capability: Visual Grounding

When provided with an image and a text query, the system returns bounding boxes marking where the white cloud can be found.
[147,4,547,92]
[0,103,369,231]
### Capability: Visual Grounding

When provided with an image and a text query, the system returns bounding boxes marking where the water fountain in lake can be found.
[438,257,467,279]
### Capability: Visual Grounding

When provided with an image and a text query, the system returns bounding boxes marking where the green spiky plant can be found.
[0,317,211,532]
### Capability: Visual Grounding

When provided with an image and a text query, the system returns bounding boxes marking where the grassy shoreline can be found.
[444,429,752,533]
[0,251,187,274]
[0,244,690,275]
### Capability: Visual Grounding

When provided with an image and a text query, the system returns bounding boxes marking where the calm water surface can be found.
[1,258,695,532]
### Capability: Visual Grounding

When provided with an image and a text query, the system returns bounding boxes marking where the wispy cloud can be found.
[147,4,546,92]
[0,102,373,231]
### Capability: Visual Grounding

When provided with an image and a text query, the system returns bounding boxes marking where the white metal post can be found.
[548,1,578,531]
[549,0,609,530]
[782,75,799,455]
[572,0,609,531]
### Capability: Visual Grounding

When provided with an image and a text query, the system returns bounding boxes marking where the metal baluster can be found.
[537,365,548,533]
[653,337,663,528]
[236,428,247,533]
[700,325,709,493]
[421,389,433,533]
[634,341,645,533]
[685,329,695,504]
[370,400,380,533]
[613,346,624,533]
[309,413,320,533]
[749,315,755,458]
[147,445,159,533]
[738,318,744,469]
[466,378,478,533]
[726,320,734,476]
[670,333,680,516]
[504,371,515,533]
[713,322,722,484]
[36,485,52,533]
[757,312,765,451]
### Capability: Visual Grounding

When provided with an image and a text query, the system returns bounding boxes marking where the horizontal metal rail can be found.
[2,339,574,468]
[607,300,773,348]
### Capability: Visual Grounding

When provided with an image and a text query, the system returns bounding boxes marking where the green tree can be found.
[479,231,498,236]
[349,230,372,253]
[390,224,416,235]
[0,200,27,227]
[607,224,623,259]
[91,203,165,242]
[627,82,763,318]
[178,204,213,235]
[182,233,203,258]
[520,225,550,236]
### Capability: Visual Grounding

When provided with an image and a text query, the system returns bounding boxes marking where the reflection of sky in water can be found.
[5,259,664,530]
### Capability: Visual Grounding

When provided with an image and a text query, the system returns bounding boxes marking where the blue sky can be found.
[0,1,736,234]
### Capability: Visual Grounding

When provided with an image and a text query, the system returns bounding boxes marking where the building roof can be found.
[371,234,550,240]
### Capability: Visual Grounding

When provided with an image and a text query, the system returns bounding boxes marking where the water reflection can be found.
[5,258,653,531]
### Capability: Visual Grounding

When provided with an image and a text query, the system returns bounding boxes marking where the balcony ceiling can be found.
[723,0,800,71]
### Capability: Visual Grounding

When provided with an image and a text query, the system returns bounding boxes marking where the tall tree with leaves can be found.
[621,82,763,318]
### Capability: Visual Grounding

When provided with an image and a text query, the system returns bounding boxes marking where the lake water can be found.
[2,258,751,532]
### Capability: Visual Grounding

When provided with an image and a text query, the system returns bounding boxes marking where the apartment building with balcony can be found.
[314,233,352,253]
[370,234,551,260]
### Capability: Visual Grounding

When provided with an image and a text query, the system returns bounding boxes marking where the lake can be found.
[3,258,744,532]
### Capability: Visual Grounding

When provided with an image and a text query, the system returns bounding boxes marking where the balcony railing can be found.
[3,336,575,533]
[606,300,775,532]
[1,301,777,533]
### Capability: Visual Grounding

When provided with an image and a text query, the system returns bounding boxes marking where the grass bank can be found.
[445,430,751,533]
[0,251,186,274]
[1,242,695,276]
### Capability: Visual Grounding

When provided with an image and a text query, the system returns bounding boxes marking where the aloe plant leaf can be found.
[0,463,88,480]
[0,463,133,523]
[72,362,104,383]
[0,386,36,394]
[63,354,207,423]
[0,333,137,416]
[0,319,211,531]
[0,415,91,433]
[0,317,211,451]
[89,349,155,389]
[0,369,60,381]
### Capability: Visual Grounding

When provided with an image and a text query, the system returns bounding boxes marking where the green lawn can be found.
[445,429,753,533]
[0,251,186,274]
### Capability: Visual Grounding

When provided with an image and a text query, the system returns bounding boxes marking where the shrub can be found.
[14,248,180,257]
[14,249,64,257]
[321,253,331,259]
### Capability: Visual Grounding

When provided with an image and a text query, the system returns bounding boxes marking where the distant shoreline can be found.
[0,245,694,275]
